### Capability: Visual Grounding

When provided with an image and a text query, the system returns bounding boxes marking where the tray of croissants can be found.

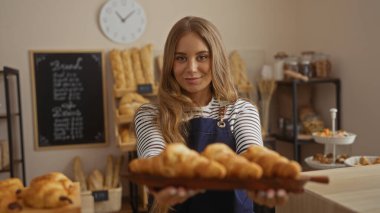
[126,143,329,193]
[0,172,80,213]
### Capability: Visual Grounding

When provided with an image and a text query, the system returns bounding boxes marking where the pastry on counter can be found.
[22,172,76,209]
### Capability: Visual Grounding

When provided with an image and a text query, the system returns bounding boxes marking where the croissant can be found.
[129,143,227,179]
[201,143,263,179]
[241,145,301,178]
[0,178,24,213]
[22,172,76,209]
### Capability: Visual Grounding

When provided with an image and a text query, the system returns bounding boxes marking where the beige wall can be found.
[294,0,380,155]
[0,0,297,182]
[0,0,379,182]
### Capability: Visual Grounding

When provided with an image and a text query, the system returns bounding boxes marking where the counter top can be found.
[277,165,380,213]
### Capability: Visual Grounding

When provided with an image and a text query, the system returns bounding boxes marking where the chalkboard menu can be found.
[30,51,108,149]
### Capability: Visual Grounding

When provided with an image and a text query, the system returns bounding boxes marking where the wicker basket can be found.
[81,187,122,213]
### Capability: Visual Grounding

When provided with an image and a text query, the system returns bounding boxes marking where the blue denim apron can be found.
[171,106,254,213]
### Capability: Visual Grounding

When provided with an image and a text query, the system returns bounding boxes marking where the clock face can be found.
[99,0,146,44]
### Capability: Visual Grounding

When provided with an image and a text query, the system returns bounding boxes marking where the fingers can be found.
[248,189,289,208]
[149,187,201,206]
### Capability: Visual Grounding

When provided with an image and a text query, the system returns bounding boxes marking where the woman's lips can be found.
[185,77,201,84]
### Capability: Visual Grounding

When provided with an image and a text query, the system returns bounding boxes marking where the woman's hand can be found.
[247,189,288,208]
[149,187,204,206]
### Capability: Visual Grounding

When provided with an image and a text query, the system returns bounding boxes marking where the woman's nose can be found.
[187,58,197,71]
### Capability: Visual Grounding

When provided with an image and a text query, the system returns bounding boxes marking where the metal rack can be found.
[274,78,341,163]
[0,66,26,185]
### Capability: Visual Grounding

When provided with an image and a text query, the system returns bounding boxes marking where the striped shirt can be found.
[134,97,263,158]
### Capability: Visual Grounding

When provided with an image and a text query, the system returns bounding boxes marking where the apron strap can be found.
[217,106,227,128]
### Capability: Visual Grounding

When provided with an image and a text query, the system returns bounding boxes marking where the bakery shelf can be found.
[0,67,26,184]
[273,78,341,163]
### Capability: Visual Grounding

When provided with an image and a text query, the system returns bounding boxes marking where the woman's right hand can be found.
[149,187,204,206]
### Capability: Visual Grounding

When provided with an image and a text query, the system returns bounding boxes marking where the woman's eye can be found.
[197,54,209,61]
[175,55,186,62]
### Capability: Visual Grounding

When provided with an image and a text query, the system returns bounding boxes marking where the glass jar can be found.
[300,51,316,78]
[284,56,300,73]
[273,52,288,80]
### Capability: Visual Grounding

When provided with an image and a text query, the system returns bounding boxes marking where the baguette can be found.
[87,169,104,191]
[104,155,114,189]
[131,48,145,84]
[112,155,124,188]
[73,156,87,192]
[121,50,136,90]
[139,44,154,84]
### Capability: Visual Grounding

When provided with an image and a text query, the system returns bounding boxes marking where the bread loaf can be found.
[229,50,250,86]
[131,48,146,84]
[73,156,87,192]
[112,155,124,188]
[121,50,136,90]
[87,169,104,191]
[110,49,127,90]
[104,155,114,189]
[139,44,154,84]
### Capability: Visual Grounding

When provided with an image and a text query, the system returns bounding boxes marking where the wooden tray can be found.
[123,174,329,193]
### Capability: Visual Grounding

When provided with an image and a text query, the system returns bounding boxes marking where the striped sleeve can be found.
[231,100,263,154]
[134,104,165,158]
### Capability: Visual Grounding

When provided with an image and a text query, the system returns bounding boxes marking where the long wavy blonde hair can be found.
[158,16,238,145]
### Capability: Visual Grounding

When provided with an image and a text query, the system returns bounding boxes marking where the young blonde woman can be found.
[134,16,287,213]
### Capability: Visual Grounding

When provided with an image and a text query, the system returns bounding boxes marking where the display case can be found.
[0,66,26,185]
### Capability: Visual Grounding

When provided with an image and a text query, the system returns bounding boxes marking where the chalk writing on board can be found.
[31,51,107,148]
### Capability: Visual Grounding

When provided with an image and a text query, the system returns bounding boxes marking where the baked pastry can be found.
[229,50,250,87]
[373,157,380,164]
[87,169,104,191]
[241,145,301,178]
[121,49,136,90]
[22,172,76,209]
[118,92,149,118]
[201,143,263,179]
[129,143,227,179]
[73,156,87,192]
[110,49,127,90]
[139,44,154,84]
[0,178,24,213]
[131,48,146,84]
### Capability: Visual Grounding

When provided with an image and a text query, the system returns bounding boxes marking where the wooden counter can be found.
[277,165,380,213]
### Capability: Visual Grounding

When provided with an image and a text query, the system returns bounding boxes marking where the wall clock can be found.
[99,0,147,44]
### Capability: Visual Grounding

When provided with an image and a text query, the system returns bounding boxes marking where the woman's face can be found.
[173,32,212,102]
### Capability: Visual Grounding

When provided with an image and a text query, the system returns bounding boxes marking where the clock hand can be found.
[115,11,124,22]
[122,10,135,23]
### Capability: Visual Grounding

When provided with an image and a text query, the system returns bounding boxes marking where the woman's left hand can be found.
[247,189,288,208]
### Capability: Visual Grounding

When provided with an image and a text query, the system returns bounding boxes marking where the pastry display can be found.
[72,155,124,191]
[312,153,350,164]
[314,128,350,138]
[129,142,302,181]
[129,143,228,179]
